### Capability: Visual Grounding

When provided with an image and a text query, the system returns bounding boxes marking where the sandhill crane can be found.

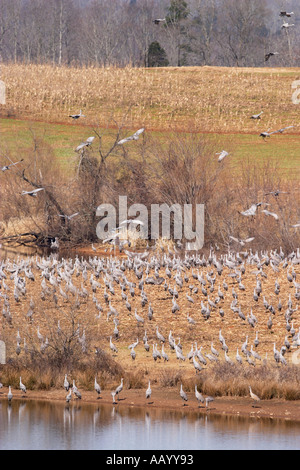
[20,377,26,396]
[117,128,145,145]
[153,18,166,24]
[66,389,72,403]
[216,150,229,162]
[59,212,79,221]
[161,344,169,362]
[280,11,294,18]
[146,380,152,401]
[193,354,203,373]
[229,236,255,246]
[249,386,261,407]
[115,378,124,400]
[236,348,243,364]
[156,326,165,343]
[72,380,81,399]
[240,203,260,217]
[69,109,85,119]
[94,377,101,398]
[195,385,205,407]
[130,347,136,360]
[109,336,118,354]
[1,159,24,171]
[281,22,295,29]
[262,209,279,221]
[251,111,263,119]
[265,52,279,62]
[134,309,144,326]
[180,384,188,405]
[21,188,44,197]
[265,190,289,197]
[64,374,70,391]
[205,396,214,410]
[8,386,13,402]
[75,136,95,152]
[111,391,117,404]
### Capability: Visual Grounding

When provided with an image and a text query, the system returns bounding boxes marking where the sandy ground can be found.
[1,386,300,424]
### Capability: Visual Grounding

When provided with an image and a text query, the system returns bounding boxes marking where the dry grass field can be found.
[1,64,300,134]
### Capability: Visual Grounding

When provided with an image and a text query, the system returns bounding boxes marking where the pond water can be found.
[0,399,299,450]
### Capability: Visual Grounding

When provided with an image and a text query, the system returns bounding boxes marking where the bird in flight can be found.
[117,128,145,145]
[229,236,255,246]
[69,109,85,119]
[1,159,24,171]
[281,22,295,29]
[264,190,289,197]
[216,150,229,162]
[280,11,294,18]
[58,212,79,221]
[265,52,279,62]
[260,126,294,140]
[240,202,268,217]
[21,188,44,197]
[75,136,95,152]
[262,209,279,220]
[251,111,263,119]
[153,18,166,25]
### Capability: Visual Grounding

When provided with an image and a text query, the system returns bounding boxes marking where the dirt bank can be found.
[1,386,300,423]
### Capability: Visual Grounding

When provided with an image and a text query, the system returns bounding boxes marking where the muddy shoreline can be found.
[1,387,300,424]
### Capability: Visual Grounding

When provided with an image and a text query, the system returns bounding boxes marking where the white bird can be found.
[1,159,24,171]
[21,188,44,197]
[8,386,13,402]
[115,378,124,400]
[109,336,118,354]
[240,204,259,217]
[64,374,70,391]
[262,209,279,220]
[146,380,152,400]
[59,212,79,221]
[94,377,101,398]
[216,150,229,162]
[280,11,294,18]
[195,385,204,407]
[265,52,279,62]
[281,22,295,29]
[120,219,145,226]
[205,396,214,409]
[66,389,72,403]
[111,391,117,404]
[75,136,95,152]
[117,128,145,145]
[249,386,260,407]
[229,236,255,246]
[69,109,85,119]
[251,111,263,119]
[72,380,81,399]
[153,18,166,24]
[180,384,188,405]
[20,377,26,395]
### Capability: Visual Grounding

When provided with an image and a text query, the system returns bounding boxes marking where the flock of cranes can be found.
[0,243,299,410]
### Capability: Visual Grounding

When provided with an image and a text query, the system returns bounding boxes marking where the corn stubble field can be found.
[0,64,300,401]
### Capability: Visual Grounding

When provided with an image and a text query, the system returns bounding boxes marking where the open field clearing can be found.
[1,118,300,178]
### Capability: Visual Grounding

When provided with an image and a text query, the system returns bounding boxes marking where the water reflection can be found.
[0,399,299,450]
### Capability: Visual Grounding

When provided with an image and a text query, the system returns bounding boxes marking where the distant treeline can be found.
[0,0,299,68]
